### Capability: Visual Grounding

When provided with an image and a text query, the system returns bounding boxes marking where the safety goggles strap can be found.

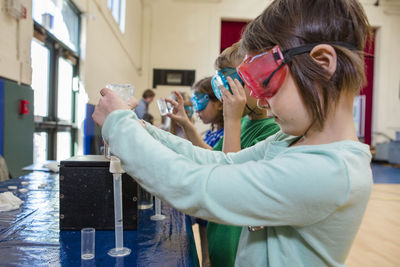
[283,42,357,63]
[219,68,237,76]
[262,61,286,87]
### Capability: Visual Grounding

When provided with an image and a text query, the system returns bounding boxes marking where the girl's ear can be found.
[310,44,337,79]
[216,101,223,111]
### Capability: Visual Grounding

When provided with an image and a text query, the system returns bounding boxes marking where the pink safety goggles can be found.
[237,42,356,99]
[237,46,287,99]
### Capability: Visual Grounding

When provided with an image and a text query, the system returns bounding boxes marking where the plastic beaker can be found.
[157,98,173,116]
[81,228,95,260]
[151,197,166,221]
[137,184,153,210]
[106,84,135,102]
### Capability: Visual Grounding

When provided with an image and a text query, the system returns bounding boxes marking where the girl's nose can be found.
[257,98,270,109]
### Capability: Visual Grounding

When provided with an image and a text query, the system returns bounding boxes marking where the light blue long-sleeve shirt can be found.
[102,110,373,267]
[134,98,148,119]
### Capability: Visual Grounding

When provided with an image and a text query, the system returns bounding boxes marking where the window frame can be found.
[31,0,80,161]
[107,0,126,33]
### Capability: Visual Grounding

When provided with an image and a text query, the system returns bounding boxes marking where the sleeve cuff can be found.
[102,109,137,143]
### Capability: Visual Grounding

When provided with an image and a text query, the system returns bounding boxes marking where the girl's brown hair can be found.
[193,76,224,130]
[241,0,371,130]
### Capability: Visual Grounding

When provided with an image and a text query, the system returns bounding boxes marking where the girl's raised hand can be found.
[92,88,132,127]
[222,77,247,121]
[165,91,191,127]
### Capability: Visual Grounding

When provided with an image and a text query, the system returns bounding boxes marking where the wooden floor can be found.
[193,184,400,267]
[346,184,400,267]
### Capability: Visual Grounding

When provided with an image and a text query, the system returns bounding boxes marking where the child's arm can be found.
[108,110,264,165]
[165,92,213,150]
[180,120,213,150]
[144,120,216,155]
[103,109,353,227]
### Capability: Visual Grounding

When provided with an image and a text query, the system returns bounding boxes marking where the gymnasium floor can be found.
[194,162,400,267]
[347,162,400,267]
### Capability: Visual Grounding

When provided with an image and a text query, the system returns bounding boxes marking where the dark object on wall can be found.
[19,99,30,115]
[59,155,139,230]
[220,20,248,53]
[153,69,195,88]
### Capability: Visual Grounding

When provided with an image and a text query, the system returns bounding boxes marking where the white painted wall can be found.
[75,0,145,104]
[0,0,399,144]
[0,0,33,85]
[141,0,266,125]
[142,0,400,144]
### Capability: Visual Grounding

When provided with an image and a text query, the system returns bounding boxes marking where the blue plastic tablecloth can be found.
[0,171,199,266]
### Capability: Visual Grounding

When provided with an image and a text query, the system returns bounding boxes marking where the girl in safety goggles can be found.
[166,77,224,150]
[93,1,372,266]
[164,78,224,267]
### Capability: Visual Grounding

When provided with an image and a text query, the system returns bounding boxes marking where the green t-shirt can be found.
[208,116,279,267]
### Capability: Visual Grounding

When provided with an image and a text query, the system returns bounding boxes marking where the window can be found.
[32,0,80,53]
[31,39,50,117]
[108,0,126,33]
[31,0,80,163]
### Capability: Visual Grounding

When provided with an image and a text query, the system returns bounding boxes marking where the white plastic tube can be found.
[113,174,124,249]
[108,157,131,257]
[151,197,166,221]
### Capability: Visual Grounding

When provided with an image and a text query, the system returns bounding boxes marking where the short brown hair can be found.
[241,0,371,129]
[193,77,218,101]
[215,41,245,69]
[142,89,155,99]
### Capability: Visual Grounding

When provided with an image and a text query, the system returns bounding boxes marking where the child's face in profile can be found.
[264,69,313,136]
[197,101,222,125]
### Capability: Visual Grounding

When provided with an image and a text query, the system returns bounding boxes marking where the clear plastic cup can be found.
[157,98,173,116]
[137,184,153,210]
[106,84,135,102]
[81,228,95,260]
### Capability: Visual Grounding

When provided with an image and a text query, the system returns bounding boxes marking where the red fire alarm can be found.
[19,100,29,115]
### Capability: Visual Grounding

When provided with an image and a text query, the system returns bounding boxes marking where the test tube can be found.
[104,140,111,159]
[150,197,166,221]
[81,228,95,260]
[108,158,131,257]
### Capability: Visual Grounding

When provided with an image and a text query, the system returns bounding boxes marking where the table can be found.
[21,160,58,172]
[0,171,199,266]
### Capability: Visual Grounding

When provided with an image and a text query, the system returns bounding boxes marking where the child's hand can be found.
[127,97,139,110]
[222,77,246,121]
[165,91,191,128]
[92,88,132,127]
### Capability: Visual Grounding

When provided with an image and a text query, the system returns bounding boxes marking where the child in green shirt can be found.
[209,42,280,267]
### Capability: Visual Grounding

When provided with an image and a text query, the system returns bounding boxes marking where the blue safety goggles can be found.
[211,68,244,101]
[184,105,194,118]
[190,92,209,111]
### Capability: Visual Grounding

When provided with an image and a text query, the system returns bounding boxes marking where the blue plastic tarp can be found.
[0,171,199,266]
